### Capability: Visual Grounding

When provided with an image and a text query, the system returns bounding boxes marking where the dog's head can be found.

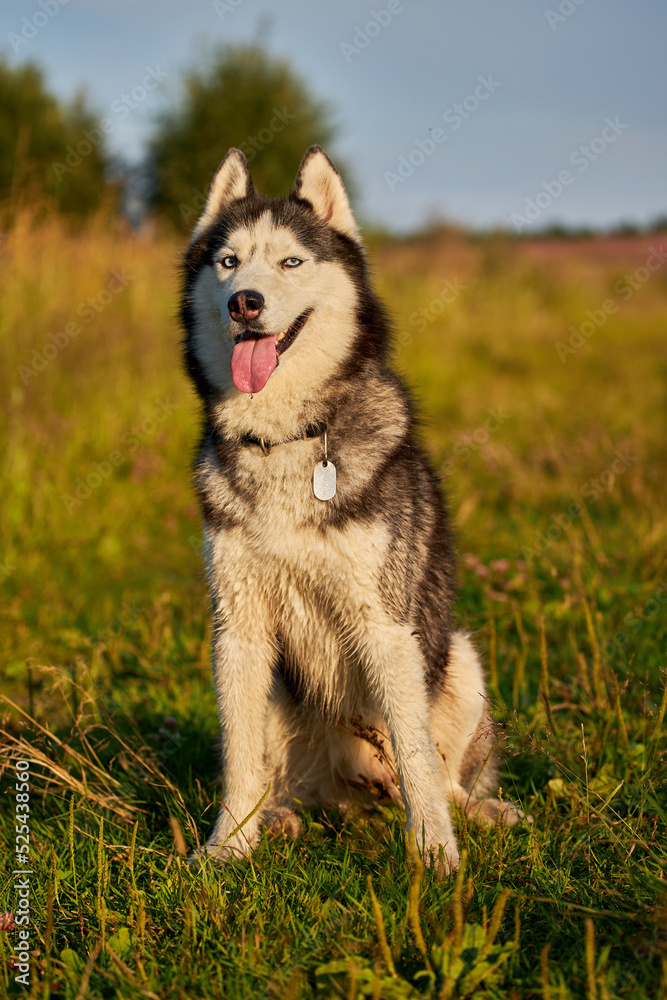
[182,147,388,418]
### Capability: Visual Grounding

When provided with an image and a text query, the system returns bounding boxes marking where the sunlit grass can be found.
[0,214,665,998]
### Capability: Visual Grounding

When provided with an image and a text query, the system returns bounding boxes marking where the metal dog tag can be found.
[313,460,336,501]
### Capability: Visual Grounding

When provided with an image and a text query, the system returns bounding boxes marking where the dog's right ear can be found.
[193,149,255,237]
[292,146,359,241]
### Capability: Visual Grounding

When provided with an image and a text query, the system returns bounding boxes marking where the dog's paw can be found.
[407,823,460,878]
[464,796,534,827]
[187,838,249,868]
[498,799,534,826]
[264,808,302,839]
[428,844,461,878]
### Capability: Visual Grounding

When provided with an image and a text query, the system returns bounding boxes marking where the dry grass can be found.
[0,213,666,998]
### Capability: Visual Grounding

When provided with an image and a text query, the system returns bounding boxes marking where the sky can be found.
[1,0,665,233]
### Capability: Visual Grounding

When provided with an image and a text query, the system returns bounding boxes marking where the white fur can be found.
[188,152,524,875]
[190,211,360,443]
[294,147,359,239]
[193,148,252,238]
[196,437,512,871]
[201,506,465,869]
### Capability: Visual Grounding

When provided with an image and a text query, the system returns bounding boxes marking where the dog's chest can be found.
[205,444,391,713]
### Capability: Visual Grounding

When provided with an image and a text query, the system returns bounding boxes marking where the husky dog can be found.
[181,146,523,874]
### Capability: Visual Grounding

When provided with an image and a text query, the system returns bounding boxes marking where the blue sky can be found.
[1,0,665,232]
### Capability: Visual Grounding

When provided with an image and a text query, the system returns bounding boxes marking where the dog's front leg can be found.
[360,616,460,874]
[197,617,276,864]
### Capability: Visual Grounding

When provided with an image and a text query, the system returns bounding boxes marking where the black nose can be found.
[227,289,265,323]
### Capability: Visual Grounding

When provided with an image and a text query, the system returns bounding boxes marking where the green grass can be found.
[0,216,666,998]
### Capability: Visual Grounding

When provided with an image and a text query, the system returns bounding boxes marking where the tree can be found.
[148,45,341,231]
[0,58,112,223]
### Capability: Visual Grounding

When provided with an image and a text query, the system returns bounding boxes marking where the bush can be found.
[0,58,113,223]
[148,44,340,231]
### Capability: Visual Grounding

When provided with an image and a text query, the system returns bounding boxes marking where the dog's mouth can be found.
[230,308,313,395]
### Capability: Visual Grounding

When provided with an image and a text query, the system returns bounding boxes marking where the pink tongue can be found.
[230,336,278,394]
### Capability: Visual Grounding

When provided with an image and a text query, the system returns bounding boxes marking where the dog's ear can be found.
[193,149,255,237]
[292,146,359,240]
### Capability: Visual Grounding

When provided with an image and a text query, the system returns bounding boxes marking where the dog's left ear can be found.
[292,146,359,241]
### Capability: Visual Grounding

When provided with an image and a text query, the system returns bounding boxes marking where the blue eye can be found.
[219,255,238,269]
[282,257,303,268]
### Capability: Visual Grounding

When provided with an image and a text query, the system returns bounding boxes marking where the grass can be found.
[0,212,666,998]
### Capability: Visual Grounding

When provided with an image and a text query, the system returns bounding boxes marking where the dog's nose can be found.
[227,289,265,323]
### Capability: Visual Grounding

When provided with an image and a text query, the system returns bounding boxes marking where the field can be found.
[0,213,666,998]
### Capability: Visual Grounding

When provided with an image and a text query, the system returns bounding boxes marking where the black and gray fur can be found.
[180,146,525,873]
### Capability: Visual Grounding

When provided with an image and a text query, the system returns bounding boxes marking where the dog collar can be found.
[212,421,336,500]
[237,421,326,455]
